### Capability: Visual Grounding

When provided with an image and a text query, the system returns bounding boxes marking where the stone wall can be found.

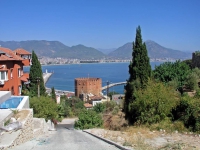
[0,109,49,150]
[192,52,200,68]
[33,118,48,138]
[75,77,102,99]
[6,109,34,149]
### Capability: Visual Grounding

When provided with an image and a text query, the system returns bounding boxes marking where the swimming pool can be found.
[0,97,23,109]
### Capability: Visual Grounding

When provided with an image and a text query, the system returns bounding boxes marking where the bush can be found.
[186,72,199,90]
[172,95,200,132]
[93,103,106,113]
[104,101,118,113]
[59,96,85,117]
[103,112,127,130]
[149,118,187,133]
[74,109,103,130]
[30,96,57,121]
[130,80,180,125]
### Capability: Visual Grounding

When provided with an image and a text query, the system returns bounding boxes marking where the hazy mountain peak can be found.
[0,40,192,60]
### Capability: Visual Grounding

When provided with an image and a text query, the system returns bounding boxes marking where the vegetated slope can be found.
[107,43,132,59]
[0,40,106,59]
[70,44,106,59]
[108,40,191,60]
[97,48,117,55]
[0,40,192,60]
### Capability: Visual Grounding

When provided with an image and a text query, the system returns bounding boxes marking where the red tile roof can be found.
[90,96,103,100]
[84,103,93,108]
[0,47,23,61]
[13,48,31,55]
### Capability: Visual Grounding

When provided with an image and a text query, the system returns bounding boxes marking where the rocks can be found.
[0,109,47,150]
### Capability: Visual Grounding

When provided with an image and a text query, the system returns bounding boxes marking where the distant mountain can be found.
[0,40,192,60]
[0,40,106,59]
[108,40,191,60]
[69,44,106,59]
[97,48,116,55]
[107,43,132,59]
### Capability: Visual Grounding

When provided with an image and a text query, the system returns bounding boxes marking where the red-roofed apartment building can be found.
[0,47,31,95]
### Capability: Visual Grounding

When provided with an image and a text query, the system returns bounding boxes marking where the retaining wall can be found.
[0,109,49,150]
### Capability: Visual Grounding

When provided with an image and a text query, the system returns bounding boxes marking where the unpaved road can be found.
[10,119,120,150]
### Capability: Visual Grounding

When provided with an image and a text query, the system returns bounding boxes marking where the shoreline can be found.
[43,73,75,94]
[39,60,170,66]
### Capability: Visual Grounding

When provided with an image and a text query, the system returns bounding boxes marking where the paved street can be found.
[10,119,120,150]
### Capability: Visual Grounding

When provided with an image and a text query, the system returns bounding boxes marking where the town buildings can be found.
[0,47,31,95]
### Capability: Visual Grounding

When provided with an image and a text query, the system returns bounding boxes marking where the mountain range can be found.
[0,40,192,60]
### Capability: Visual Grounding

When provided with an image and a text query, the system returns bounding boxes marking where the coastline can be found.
[40,60,168,66]
[43,73,75,95]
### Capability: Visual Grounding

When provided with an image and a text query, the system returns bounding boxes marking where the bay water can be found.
[24,62,162,94]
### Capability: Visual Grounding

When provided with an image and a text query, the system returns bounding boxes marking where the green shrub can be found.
[130,80,180,125]
[173,95,200,132]
[153,60,191,90]
[186,72,199,90]
[74,109,103,130]
[93,103,106,113]
[112,106,119,115]
[30,96,57,121]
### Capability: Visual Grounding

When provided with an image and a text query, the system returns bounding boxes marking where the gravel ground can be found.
[86,128,200,150]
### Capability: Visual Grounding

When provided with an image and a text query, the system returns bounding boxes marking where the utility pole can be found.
[37,77,40,98]
[106,81,109,102]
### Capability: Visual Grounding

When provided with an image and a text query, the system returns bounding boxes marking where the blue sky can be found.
[0,0,199,51]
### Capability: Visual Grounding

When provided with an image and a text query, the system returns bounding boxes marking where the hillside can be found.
[0,40,192,60]
[108,40,191,60]
[97,48,116,55]
[0,40,106,59]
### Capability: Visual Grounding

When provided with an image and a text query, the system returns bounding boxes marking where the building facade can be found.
[0,47,31,95]
[75,77,102,101]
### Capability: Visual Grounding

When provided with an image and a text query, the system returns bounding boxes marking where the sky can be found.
[0,0,199,51]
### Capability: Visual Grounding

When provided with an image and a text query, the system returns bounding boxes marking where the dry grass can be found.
[13,110,30,121]
[89,125,200,150]
[103,111,128,130]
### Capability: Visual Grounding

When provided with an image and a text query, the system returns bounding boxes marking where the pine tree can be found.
[29,51,46,97]
[124,26,151,123]
[51,87,56,103]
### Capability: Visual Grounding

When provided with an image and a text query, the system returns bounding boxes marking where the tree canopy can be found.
[29,51,46,97]
[153,60,191,91]
[51,87,56,102]
[124,26,151,123]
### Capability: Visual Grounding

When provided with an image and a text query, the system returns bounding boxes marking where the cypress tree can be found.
[124,26,151,123]
[51,87,56,103]
[29,51,46,97]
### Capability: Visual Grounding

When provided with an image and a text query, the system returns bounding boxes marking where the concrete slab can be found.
[0,91,11,104]
[0,109,13,127]
[0,130,20,148]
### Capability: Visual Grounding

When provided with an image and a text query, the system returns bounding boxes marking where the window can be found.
[11,86,14,95]
[18,68,21,77]
[0,71,8,80]
[11,69,13,78]
[19,86,21,95]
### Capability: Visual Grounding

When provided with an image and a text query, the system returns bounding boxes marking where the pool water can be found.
[0,97,23,109]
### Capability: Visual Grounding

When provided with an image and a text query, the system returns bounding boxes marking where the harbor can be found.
[42,72,75,96]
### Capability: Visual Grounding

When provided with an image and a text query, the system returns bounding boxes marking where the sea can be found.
[24,62,162,94]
